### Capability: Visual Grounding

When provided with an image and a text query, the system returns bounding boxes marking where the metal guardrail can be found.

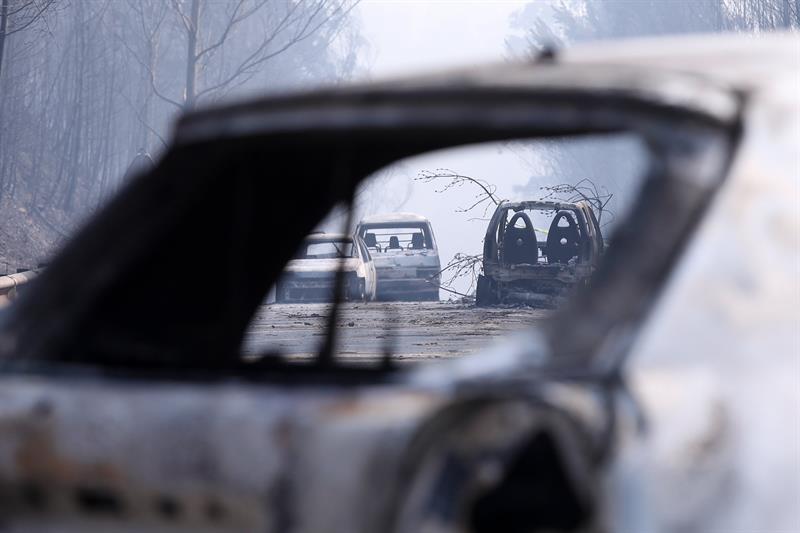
[0,270,38,308]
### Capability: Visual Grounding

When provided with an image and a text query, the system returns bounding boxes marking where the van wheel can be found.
[475,275,496,307]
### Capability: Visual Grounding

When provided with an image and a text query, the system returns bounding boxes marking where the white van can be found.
[355,213,440,301]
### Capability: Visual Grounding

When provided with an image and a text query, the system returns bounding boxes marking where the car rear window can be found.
[298,241,355,259]
[360,224,433,252]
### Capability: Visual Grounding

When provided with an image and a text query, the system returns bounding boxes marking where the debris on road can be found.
[244,301,549,363]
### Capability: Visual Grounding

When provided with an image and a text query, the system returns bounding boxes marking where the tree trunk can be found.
[142,40,155,150]
[0,0,8,79]
[796,0,800,27]
[184,0,199,109]
[0,0,7,199]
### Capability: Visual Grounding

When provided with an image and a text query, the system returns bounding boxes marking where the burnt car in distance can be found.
[356,213,441,301]
[275,233,376,303]
[0,34,797,533]
[476,200,603,307]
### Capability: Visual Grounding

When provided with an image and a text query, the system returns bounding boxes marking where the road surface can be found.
[244,301,549,364]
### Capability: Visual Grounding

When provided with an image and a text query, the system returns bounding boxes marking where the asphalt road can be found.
[244,301,549,364]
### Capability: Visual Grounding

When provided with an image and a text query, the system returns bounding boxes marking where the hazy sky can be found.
[357,0,527,77]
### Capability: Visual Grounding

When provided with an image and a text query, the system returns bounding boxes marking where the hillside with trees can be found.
[0,0,362,272]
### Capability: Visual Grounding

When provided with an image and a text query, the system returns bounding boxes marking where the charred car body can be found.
[356,213,440,301]
[276,233,376,303]
[476,200,603,307]
[0,35,797,533]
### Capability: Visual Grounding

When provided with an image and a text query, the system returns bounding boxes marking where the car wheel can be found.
[475,275,496,307]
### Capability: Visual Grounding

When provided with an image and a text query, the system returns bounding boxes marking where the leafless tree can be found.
[0,0,57,77]
[124,0,359,111]
[416,168,503,219]
[538,178,614,226]
[0,0,363,269]
[434,252,483,299]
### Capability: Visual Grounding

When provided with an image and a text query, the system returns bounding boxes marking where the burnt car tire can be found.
[350,279,367,302]
[475,275,497,307]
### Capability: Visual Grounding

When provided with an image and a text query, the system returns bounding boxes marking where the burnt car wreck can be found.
[275,233,377,303]
[0,35,797,533]
[476,200,603,307]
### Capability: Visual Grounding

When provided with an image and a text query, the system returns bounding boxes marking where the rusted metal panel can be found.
[0,376,445,532]
[0,371,609,532]
[484,263,588,283]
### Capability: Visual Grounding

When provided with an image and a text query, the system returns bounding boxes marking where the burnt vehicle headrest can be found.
[364,233,377,248]
[411,233,425,249]
[503,212,538,265]
[389,236,401,249]
[546,211,581,264]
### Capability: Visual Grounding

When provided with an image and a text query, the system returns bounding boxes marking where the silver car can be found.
[276,233,376,303]
[356,213,440,301]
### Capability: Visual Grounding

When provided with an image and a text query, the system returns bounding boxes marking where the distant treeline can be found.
[507,0,798,228]
[0,0,362,219]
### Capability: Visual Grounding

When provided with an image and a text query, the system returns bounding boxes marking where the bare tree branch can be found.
[433,252,483,299]
[118,90,168,149]
[168,0,192,33]
[196,0,357,102]
[195,0,266,62]
[195,0,306,100]
[114,25,183,111]
[538,177,615,226]
[416,168,504,218]
[5,0,56,36]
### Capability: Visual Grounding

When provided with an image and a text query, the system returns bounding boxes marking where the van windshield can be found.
[359,223,433,253]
